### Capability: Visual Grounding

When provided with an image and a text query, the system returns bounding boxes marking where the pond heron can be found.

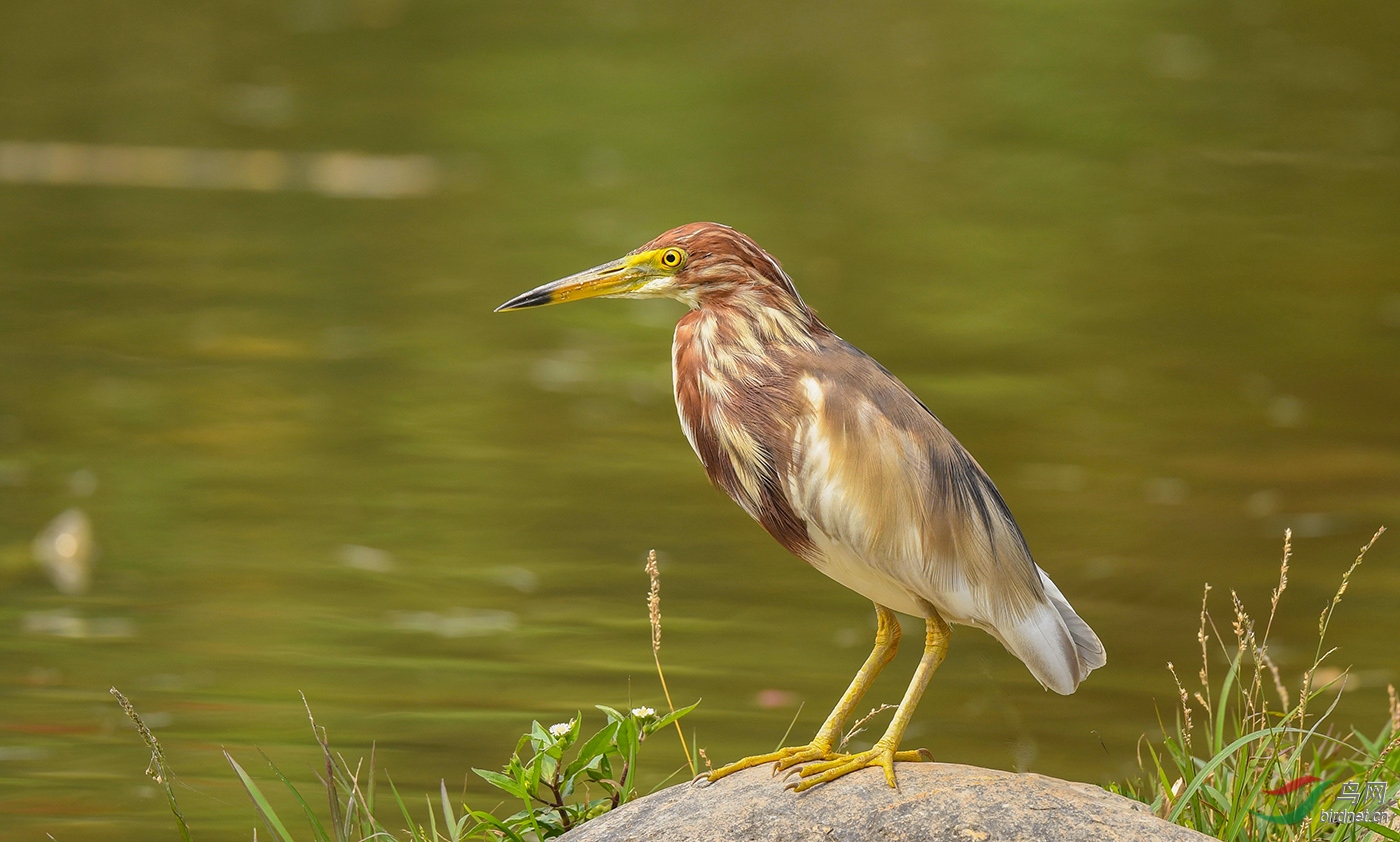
[496,222,1105,791]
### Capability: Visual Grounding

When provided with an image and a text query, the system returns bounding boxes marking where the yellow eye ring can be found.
[659,248,686,270]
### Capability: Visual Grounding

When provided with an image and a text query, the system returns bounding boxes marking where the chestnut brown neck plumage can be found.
[665,226,826,560]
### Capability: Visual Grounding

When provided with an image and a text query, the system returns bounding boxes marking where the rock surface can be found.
[558,762,1214,841]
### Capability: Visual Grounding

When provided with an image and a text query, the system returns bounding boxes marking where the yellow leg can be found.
[789,608,950,792]
[708,604,913,782]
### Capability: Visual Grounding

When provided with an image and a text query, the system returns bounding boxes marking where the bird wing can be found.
[783,334,1103,693]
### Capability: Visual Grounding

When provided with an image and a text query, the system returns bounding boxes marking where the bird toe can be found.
[787,743,916,793]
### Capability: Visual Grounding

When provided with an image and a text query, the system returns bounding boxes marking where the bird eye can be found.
[659,248,685,269]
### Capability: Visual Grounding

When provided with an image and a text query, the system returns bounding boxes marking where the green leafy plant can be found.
[1117,527,1400,841]
[465,703,698,840]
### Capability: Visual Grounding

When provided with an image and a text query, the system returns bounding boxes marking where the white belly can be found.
[805,527,987,625]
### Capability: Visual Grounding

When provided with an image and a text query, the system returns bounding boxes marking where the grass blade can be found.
[438,779,460,842]
[1358,822,1400,841]
[226,751,298,842]
[255,748,332,842]
[386,774,426,842]
[1213,654,1241,755]
[772,701,805,752]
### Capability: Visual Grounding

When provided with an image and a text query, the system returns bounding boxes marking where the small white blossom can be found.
[630,706,656,719]
[548,722,571,737]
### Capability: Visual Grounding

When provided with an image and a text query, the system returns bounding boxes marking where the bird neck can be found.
[670,285,823,561]
[691,286,823,358]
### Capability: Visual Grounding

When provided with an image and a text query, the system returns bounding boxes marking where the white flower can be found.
[630,706,656,719]
[548,722,571,738]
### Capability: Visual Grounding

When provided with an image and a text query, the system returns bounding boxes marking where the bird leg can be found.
[707,604,906,782]
[787,609,950,792]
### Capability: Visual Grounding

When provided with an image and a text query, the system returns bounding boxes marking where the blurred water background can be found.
[2,0,1398,838]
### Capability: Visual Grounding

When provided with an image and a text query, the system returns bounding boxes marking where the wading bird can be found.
[496,222,1104,791]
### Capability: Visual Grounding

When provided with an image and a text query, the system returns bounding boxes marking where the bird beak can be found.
[495,256,655,312]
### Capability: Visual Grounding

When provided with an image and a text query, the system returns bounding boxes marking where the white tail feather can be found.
[993,569,1105,694]
[1040,569,1106,677]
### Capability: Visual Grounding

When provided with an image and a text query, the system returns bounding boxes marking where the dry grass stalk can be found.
[1296,664,1313,728]
[302,691,344,835]
[1192,585,1215,714]
[1227,589,1268,726]
[1168,661,1194,754]
[646,550,694,774]
[839,703,896,752]
[646,550,662,652]
[1259,528,1293,711]
[1318,526,1385,637]
[110,687,193,842]
[1260,648,1290,713]
[1230,590,1250,654]
[1298,527,1385,724]
[1264,528,1291,641]
[1367,698,1400,783]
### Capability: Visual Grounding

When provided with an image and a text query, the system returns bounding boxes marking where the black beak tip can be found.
[494,288,552,312]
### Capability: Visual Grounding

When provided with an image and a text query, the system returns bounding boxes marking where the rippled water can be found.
[2,1,1398,838]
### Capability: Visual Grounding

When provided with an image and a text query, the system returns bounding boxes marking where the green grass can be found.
[1113,527,1400,841]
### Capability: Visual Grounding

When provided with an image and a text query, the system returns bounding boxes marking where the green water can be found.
[2,1,1398,838]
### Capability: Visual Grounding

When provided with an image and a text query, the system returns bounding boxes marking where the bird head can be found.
[495,222,810,315]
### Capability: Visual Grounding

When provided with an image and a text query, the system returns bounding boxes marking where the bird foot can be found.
[784,743,933,793]
[706,741,844,783]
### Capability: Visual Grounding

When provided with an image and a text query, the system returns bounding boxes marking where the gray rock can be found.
[558,762,1213,841]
